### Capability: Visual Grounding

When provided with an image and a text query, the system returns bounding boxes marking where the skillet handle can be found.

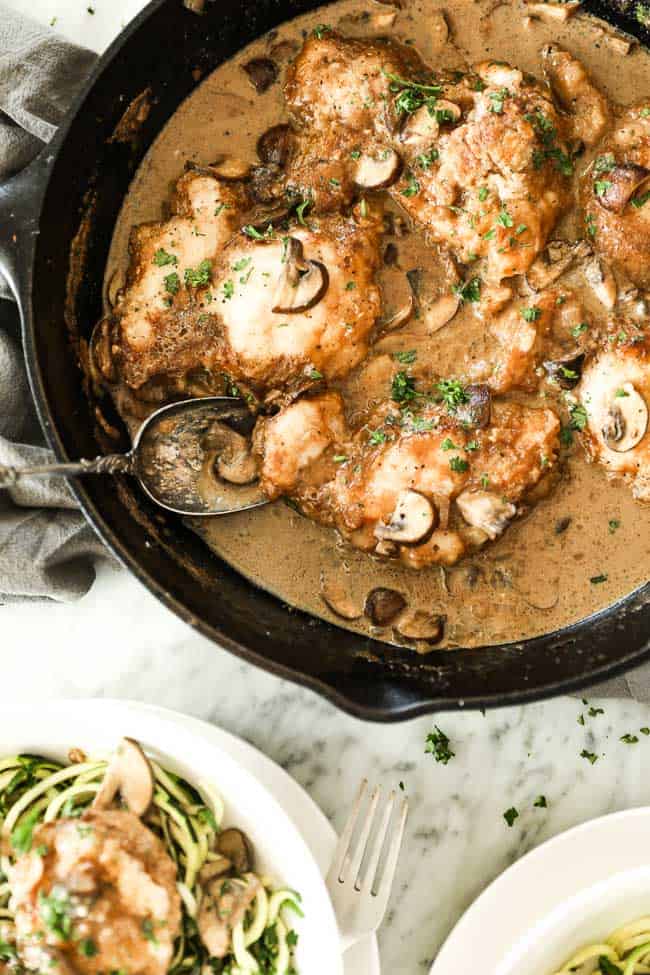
[0,156,48,306]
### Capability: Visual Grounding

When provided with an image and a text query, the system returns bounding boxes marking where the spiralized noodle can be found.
[554,918,650,974]
[0,751,302,975]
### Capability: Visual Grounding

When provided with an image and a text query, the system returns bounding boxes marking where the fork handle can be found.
[0,453,133,489]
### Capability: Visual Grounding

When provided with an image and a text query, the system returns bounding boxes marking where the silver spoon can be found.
[0,397,269,516]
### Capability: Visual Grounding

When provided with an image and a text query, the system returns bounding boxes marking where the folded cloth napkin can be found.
[0,5,109,602]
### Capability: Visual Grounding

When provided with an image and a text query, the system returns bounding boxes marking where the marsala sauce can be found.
[106,0,650,650]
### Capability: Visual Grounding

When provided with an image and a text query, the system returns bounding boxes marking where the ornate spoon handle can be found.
[0,453,133,489]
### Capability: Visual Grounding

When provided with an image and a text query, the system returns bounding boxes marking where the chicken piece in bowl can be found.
[9,810,181,975]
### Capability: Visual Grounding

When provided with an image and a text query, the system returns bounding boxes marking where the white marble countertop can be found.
[3,2,650,971]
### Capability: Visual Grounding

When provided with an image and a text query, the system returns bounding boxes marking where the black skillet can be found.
[1,0,649,722]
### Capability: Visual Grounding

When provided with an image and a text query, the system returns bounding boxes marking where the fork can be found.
[326,779,409,952]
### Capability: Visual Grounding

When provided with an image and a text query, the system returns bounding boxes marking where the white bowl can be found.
[431,807,650,975]
[0,699,344,975]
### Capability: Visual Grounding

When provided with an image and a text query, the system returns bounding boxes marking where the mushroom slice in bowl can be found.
[272,236,329,314]
[92,736,154,816]
[596,163,650,214]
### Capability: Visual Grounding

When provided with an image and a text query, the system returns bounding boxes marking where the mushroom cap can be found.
[602,383,649,452]
[353,148,403,189]
[596,163,650,214]
[272,236,330,314]
[92,737,154,817]
[374,489,436,544]
[364,587,407,626]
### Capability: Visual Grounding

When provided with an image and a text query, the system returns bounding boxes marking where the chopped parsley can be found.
[39,887,72,940]
[350,149,361,160]
[453,277,481,303]
[79,939,98,958]
[425,726,455,764]
[368,429,388,445]
[417,148,439,170]
[488,87,510,114]
[621,733,639,744]
[393,349,417,365]
[141,918,159,946]
[521,306,541,322]
[333,454,347,463]
[11,806,41,854]
[184,259,212,288]
[534,795,547,808]
[497,208,514,228]
[594,179,613,197]
[478,186,489,202]
[450,456,469,473]
[590,574,608,585]
[441,437,457,451]
[164,271,180,295]
[642,728,650,736]
[0,943,17,962]
[313,23,332,38]
[391,371,418,403]
[295,197,312,225]
[631,190,650,209]
[569,403,588,431]
[594,154,615,174]
[310,369,323,380]
[572,322,589,338]
[436,378,469,411]
[232,257,251,272]
[503,807,519,827]
[480,473,490,489]
[345,280,357,291]
[401,172,421,198]
[222,280,235,300]
[153,248,177,267]
[384,71,443,117]
[585,213,598,238]
[242,224,275,240]
[581,749,599,764]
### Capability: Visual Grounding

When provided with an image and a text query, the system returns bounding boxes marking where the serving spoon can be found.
[0,397,269,516]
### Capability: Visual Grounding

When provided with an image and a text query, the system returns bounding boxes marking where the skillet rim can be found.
[16,0,650,721]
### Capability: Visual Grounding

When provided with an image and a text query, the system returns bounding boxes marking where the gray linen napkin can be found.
[0,5,109,602]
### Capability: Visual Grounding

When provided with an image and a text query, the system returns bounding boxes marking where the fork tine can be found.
[374,796,408,909]
[346,785,381,886]
[327,778,368,884]
[358,789,395,892]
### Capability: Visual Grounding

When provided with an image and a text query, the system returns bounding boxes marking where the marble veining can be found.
[4,564,650,970]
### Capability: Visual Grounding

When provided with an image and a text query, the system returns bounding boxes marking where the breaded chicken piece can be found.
[9,811,181,975]
[254,391,561,567]
[110,167,246,390]
[392,61,572,282]
[582,103,650,288]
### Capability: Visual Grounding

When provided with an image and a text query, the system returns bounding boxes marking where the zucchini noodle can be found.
[0,751,301,975]
[554,918,650,974]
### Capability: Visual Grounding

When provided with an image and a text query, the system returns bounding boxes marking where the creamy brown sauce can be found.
[106,0,650,650]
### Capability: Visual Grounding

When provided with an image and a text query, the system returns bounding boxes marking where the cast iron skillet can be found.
[1,0,649,721]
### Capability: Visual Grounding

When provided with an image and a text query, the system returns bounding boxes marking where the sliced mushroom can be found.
[525,239,593,292]
[272,237,329,314]
[92,737,154,817]
[364,587,407,626]
[198,875,261,958]
[454,384,491,429]
[424,294,460,334]
[256,123,292,167]
[596,163,650,213]
[384,242,399,266]
[242,57,278,94]
[583,257,618,309]
[353,148,402,189]
[217,828,254,873]
[199,856,232,884]
[394,610,444,646]
[242,202,292,234]
[374,490,436,545]
[320,573,362,620]
[268,39,300,61]
[206,421,258,485]
[542,352,585,389]
[457,490,517,540]
[399,104,440,149]
[209,156,251,181]
[602,383,648,452]
[380,290,416,332]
